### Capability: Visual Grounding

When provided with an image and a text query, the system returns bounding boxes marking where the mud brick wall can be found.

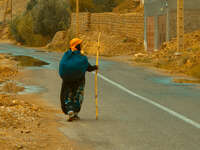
[169,9,200,39]
[71,13,91,33]
[71,12,144,40]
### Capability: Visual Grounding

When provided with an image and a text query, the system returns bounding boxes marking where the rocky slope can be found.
[133,29,200,81]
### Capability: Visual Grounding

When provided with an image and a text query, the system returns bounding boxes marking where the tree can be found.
[93,0,122,12]
[10,0,71,46]
[69,0,123,12]
[31,0,70,37]
[26,0,37,12]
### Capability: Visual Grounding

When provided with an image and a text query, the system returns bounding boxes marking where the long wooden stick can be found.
[95,32,101,120]
[76,0,79,37]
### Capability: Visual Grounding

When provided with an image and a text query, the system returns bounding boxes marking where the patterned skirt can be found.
[60,79,85,115]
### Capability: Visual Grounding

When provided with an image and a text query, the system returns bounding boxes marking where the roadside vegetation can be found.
[1,0,125,46]
[9,0,70,46]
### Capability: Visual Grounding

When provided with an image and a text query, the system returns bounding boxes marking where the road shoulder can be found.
[0,53,75,150]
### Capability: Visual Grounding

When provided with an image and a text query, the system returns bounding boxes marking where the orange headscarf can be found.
[70,38,83,51]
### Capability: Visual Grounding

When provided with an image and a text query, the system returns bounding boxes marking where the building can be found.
[144,0,200,51]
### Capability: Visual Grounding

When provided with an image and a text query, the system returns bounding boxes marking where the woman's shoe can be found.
[67,110,74,122]
[73,115,80,120]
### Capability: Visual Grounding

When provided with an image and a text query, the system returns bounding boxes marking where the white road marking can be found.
[97,73,200,129]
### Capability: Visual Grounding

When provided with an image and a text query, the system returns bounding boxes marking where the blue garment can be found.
[59,50,89,81]
[64,80,85,113]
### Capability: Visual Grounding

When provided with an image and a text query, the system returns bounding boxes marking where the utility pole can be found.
[3,0,9,24]
[3,0,12,24]
[76,0,79,37]
[165,0,169,42]
[177,0,184,51]
[10,0,12,22]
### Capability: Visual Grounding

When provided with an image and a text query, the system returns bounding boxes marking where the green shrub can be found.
[31,0,70,38]
[26,0,38,12]
[10,13,49,46]
[69,0,122,13]
[9,16,25,43]
[10,0,70,46]
[93,0,121,12]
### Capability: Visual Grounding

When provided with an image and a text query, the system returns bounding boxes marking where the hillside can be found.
[0,0,28,22]
[0,0,143,22]
[113,0,143,13]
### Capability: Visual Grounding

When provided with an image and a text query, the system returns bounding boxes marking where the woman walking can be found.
[59,38,98,121]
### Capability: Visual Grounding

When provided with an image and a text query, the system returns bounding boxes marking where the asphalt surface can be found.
[1,43,200,150]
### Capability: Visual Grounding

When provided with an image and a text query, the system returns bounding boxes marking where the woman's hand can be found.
[95,65,99,70]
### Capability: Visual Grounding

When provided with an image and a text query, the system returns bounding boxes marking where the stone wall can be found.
[71,12,144,40]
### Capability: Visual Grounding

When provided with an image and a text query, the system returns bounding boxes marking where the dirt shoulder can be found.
[0,94,73,150]
[0,53,74,150]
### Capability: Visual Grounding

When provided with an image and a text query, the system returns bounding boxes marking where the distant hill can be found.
[0,0,123,14]
[0,0,143,23]
[113,0,143,13]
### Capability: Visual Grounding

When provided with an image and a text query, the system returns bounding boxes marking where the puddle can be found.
[151,77,198,87]
[0,47,8,50]
[11,55,49,67]
[35,50,49,53]
[0,81,24,93]
[19,84,47,95]
[0,44,61,70]
[0,81,46,95]
[173,78,200,84]
[0,50,50,95]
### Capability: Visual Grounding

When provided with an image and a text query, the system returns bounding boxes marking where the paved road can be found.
[1,44,200,150]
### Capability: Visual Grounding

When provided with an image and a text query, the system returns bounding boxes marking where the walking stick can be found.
[95,32,101,120]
